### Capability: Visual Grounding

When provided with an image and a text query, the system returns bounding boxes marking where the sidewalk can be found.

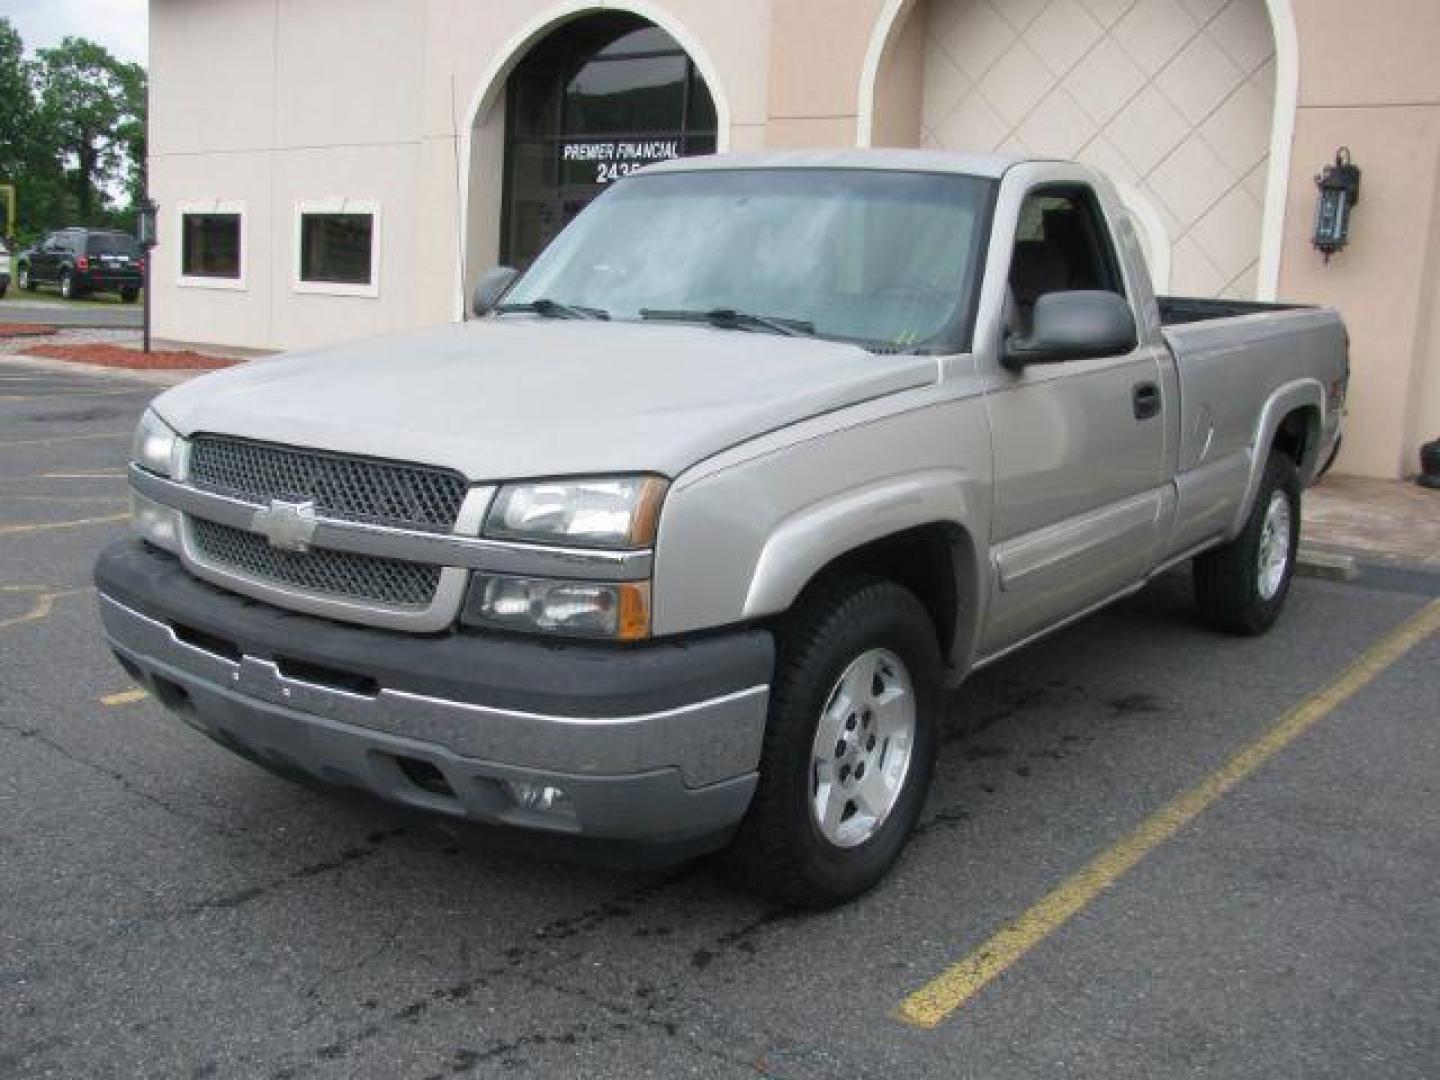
[1304,473,1439,568]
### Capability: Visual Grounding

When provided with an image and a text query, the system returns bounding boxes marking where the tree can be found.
[0,19,147,242]
[33,37,147,223]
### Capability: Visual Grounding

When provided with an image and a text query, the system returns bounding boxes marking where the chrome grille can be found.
[189,436,466,533]
[191,518,441,608]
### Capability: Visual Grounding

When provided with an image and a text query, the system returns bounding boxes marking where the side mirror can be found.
[1003,290,1137,371]
[471,266,518,318]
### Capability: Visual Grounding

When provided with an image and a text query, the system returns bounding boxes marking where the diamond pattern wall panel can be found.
[921,0,1275,297]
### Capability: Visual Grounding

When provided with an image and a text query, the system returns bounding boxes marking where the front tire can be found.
[725,576,941,908]
[1194,451,1301,636]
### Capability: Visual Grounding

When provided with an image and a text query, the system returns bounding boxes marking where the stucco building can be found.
[148,0,1440,480]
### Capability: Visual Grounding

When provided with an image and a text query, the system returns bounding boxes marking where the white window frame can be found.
[293,199,381,298]
[176,200,247,291]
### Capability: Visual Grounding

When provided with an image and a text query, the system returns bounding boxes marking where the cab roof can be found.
[643,148,1043,180]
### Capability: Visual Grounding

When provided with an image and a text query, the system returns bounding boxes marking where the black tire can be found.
[19,264,35,291]
[120,287,139,303]
[1194,451,1301,636]
[60,272,75,300]
[724,575,942,908]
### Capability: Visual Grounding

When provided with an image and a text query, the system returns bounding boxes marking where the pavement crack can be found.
[0,714,248,838]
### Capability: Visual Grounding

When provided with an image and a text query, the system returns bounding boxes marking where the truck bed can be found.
[1158,296,1309,326]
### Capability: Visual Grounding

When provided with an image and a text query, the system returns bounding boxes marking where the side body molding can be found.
[1228,378,1325,539]
[742,468,975,618]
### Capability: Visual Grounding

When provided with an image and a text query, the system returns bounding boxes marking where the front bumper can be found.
[96,539,772,850]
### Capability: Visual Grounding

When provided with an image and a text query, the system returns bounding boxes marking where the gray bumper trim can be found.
[101,593,764,842]
[99,593,768,789]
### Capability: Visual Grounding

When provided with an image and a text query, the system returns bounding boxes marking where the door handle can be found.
[1133,382,1160,420]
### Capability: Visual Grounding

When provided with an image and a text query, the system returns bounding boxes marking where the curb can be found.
[1295,547,1359,582]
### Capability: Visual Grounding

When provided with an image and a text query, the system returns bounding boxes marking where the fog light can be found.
[501,780,574,817]
[131,490,181,553]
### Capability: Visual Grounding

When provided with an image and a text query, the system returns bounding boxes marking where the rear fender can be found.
[1228,378,1324,538]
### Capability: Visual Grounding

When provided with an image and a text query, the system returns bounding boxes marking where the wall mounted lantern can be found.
[1313,147,1361,261]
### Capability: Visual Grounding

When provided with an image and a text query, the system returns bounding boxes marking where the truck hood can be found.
[154,319,936,480]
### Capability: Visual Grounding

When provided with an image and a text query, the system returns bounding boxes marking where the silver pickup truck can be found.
[97,151,1347,906]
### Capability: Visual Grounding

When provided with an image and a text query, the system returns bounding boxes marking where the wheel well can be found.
[1272,406,1319,470]
[797,523,972,660]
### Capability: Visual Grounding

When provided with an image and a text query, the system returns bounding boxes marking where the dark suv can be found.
[17,228,143,302]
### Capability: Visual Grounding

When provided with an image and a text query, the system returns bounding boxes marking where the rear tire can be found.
[724,575,941,908]
[19,264,34,291]
[1194,451,1300,636]
[60,272,75,300]
[120,287,139,303]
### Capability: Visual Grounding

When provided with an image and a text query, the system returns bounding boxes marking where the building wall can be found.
[916,0,1275,299]
[148,0,1440,477]
[1275,0,1440,478]
[149,0,772,350]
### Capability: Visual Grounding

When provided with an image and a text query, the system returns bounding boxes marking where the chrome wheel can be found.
[809,647,916,848]
[1256,490,1292,600]
[18,266,29,290]
[60,273,72,299]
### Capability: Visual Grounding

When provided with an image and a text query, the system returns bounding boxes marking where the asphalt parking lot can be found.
[3,358,1438,1079]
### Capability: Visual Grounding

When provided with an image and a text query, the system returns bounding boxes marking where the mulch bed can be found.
[0,323,59,338]
[24,342,239,371]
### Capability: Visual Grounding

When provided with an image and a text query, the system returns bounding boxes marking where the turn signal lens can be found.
[463,575,651,641]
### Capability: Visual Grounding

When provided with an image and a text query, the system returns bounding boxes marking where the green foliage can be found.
[0,17,147,246]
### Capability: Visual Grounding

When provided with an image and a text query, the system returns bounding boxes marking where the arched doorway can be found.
[499,13,718,268]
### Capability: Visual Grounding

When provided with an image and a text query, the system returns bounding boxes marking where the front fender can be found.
[742,469,972,617]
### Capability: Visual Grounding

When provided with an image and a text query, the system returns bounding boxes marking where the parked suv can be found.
[18,228,142,301]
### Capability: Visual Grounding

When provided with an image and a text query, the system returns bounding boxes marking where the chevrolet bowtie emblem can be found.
[252,499,318,552]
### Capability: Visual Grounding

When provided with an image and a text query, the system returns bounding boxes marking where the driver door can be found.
[980,186,1168,654]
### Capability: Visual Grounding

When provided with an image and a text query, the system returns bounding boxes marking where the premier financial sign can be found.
[561,139,682,184]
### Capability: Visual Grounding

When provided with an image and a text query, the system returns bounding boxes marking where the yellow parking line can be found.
[101,688,149,706]
[0,512,129,536]
[0,585,93,630]
[896,598,1440,1029]
[0,432,131,448]
[0,472,126,482]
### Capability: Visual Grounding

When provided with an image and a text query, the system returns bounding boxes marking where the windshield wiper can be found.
[494,298,609,320]
[640,308,815,338]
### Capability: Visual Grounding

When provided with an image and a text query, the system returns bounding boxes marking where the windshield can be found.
[504,168,995,351]
[87,234,140,256]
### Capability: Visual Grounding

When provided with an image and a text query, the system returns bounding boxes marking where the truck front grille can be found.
[189,436,467,533]
[191,518,442,608]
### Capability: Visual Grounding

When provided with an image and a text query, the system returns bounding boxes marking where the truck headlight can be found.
[132,408,180,477]
[484,476,667,549]
[461,575,651,641]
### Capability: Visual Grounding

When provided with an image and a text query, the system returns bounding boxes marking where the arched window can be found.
[501,14,718,267]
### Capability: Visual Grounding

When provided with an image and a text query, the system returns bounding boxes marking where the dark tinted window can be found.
[87,233,140,256]
[1008,187,1124,335]
[299,213,374,286]
[182,214,241,278]
[501,13,718,267]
